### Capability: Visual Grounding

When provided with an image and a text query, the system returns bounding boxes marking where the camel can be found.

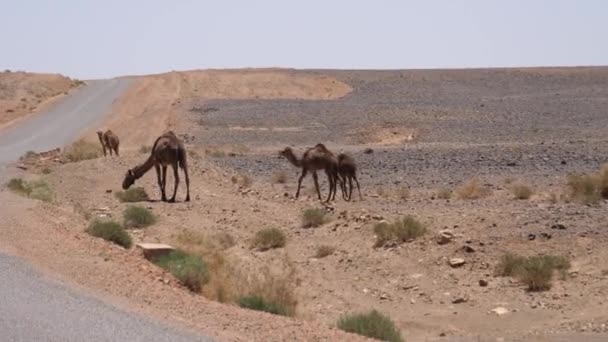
[279,143,340,202]
[122,131,190,202]
[96,130,120,156]
[337,153,362,201]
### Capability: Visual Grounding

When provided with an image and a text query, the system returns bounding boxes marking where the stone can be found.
[136,243,175,260]
[551,223,566,230]
[449,258,465,268]
[363,148,374,154]
[452,295,468,304]
[437,230,454,245]
[479,279,489,287]
[491,307,510,316]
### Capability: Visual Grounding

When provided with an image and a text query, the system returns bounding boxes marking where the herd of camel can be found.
[96,129,362,204]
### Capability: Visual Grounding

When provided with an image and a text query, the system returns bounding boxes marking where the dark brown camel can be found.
[122,131,190,202]
[279,143,339,202]
[96,129,120,156]
[337,153,362,201]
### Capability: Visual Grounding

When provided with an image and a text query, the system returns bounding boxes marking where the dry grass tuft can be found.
[6,178,53,202]
[153,250,209,292]
[566,165,608,205]
[271,171,288,184]
[337,310,403,342]
[123,205,156,228]
[63,139,102,162]
[396,187,409,200]
[302,207,328,228]
[495,253,570,291]
[115,187,150,203]
[86,219,132,248]
[315,245,336,258]
[374,215,426,247]
[455,179,491,199]
[251,228,286,251]
[436,188,453,200]
[511,184,533,200]
[139,145,152,154]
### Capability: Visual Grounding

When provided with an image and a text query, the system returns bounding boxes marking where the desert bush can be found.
[373,215,426,247]
[511,184,533,200]
[41,167,52,175]
[6,178,53,202]
[396,187,409,200]
[237,295,290,316]
[139,145,152,154]
[123,205,156,228]
[251,228,286,251]
[115,187,150,203]
[495,252,526,277]
[337,310,403,342]
[238,174,252,188]
[63,139,102,162]
[302,208,328,228]
[271,171,288,184]
[436,188,452,200]
[495,253,570,291]
[86,220,132,248]
[236,263,298,317]
[205,148,226,158]
[315,245,336,258]
[6,178,30,195]
[153,250,209,292]
[455,179,490,200]
[21,150,37,161]
[567,166,608,204]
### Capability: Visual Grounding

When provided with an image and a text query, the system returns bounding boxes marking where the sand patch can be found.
[346,124,417,145]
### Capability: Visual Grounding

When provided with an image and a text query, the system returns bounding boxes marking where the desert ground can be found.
[3,67,608,341]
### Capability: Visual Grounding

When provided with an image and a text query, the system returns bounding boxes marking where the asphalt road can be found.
[0,79,212,341]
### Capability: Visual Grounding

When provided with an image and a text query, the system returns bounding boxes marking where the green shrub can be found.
[7,178,30,195]
[302,208,327,228]
[251,228,286,251]
[63,139,102,162]
[153,250,209,292]
[86,220,132,248]
[374,215,426,247]
[495,253,526,277]
[115,187,150,203]
[237,295,290,316]
[123,205,156,228]
[6,178,53,202]
[337,310,403,342]
[495,253,571,291]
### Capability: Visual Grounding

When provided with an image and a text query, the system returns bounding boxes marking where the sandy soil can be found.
[4,67,608,341]
[0,71,82,129]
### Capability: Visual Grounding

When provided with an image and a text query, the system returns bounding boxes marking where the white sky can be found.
[1,0,606,79]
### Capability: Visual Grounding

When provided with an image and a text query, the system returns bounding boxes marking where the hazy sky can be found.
[1,1,606,79]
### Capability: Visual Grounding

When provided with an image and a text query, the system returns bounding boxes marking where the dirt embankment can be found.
[0,71,83,129]
[102,69,351,148]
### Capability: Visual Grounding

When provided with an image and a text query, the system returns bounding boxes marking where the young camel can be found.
[279,143,340,202]
[122,131,190,202]
[96,130,120,156]
[337,153,362,201]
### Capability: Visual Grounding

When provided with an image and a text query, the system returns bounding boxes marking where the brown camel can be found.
[122,131,190,202]
[337,153,362,201]
[96,129,120,156]
[279,143,340,202]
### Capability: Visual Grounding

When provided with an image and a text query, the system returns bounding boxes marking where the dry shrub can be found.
[6,178,53,202]
[374,215,426,247]
[63,139,102,162]
[495,253,570,291]
[511,184,533,200]
[396,187,409,200]
[302,208,328,228]
[315,245,336,258]
[567,165,608,205]
[231,174,252,188]
[123,205,156,228]
[455,179,490,199]
[436,188,452,200]
[153,250,209,292]
[251,228,286,251]
[337,310,403,342]
[271,171,288,184]
[205,148,226,158]
[139,145,152,154]
[115,187,149,203]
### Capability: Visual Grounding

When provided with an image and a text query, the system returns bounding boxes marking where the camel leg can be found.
[183,164,190,202]
[161,166,168,202]
[295,168,308,199]
[108,145,113,156]
[169,162,179,203]
[323,170,332,202]
[338,173,347,200]
[312,171,322,201]
[328,170,338,202]
[154,165,163,201]
[348,176,354,201]
[101,144,107,157]
[354,174,362,200]
[115,144,119,157]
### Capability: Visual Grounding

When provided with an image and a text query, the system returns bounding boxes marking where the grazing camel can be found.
[279,143,340,202]
[122,131,190,202]
[96,130,120,156]
[337,153,362,201]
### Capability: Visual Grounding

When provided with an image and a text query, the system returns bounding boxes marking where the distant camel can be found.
[96,130,120,156]
[122,131,190,202]
[337,153,362,201]
[279,143,339,202]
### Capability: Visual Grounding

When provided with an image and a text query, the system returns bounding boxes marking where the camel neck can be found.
[133,156,155,179]
[285,151,302,167]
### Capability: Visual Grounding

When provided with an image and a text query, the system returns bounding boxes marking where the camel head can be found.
[278,147,292,159]
[96,131,103,138]
[122,169,136,189]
